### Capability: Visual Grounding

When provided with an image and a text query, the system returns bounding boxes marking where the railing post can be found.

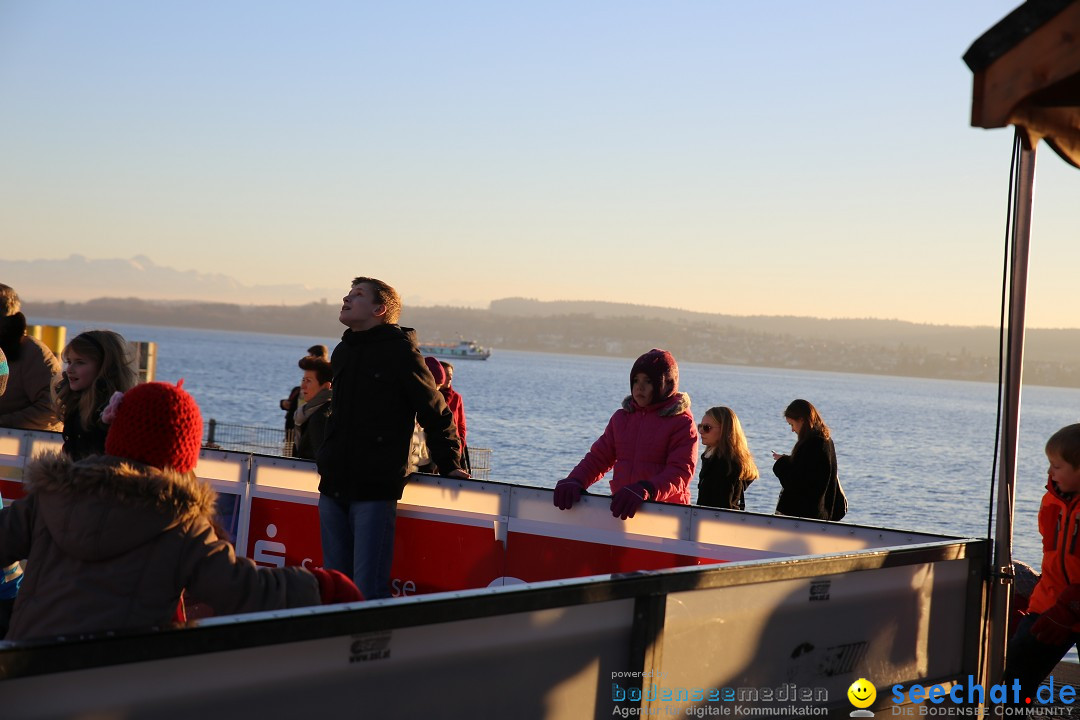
[207,418,217,447]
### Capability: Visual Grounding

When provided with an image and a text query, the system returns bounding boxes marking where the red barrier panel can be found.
[391,514,505,595]
[246,497,322,569]
[504,531,715,584]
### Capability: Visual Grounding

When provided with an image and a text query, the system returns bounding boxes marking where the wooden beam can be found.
[971,0,1080,128]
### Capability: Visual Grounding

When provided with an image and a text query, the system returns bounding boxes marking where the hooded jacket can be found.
[317,324,462,502]
[0,313,62,431]
[0,453,320,641]
[1029,480,1080,616]
[443,386,467,446]
[568,393,697,504]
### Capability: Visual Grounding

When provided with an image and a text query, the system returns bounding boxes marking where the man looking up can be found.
[316,277,466,599]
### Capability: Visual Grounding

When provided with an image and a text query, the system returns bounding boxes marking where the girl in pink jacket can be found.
[553,349,698,519]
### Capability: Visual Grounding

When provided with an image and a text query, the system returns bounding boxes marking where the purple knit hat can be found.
[424,356,447,386]
[630,349,679,404]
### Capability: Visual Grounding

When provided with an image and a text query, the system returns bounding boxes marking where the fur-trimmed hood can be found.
[621,391,691,417]
[24,452,218,561]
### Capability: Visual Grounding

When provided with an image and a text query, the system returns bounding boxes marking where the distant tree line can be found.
[23,296,1080,389]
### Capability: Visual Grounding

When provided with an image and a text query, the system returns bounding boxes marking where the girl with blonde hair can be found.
[54,330,137,459]
[697,406,758,510]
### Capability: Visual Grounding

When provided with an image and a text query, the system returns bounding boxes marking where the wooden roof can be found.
[965,0,1080,167]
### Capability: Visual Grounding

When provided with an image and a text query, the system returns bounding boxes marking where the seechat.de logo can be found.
[847,678,876,717]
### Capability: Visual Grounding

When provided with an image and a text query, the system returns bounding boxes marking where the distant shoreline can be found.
[23,296,1080,390]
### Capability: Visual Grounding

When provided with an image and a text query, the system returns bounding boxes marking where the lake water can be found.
[35,316,1079,572]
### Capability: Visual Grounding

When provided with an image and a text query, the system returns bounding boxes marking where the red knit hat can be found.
[424,356,447,386]
[105,381,203,473]
[630,349,679,404]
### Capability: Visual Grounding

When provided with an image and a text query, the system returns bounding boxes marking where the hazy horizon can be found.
[4,2,1080,328]
[18,274,1080,332]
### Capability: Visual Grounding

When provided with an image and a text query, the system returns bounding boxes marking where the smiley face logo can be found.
[847,678,876,709]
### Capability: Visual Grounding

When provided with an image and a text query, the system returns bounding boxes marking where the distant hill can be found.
[1,254,483,308]
[21,296,1080,388]
[490,297,1005,355]
[2,255,342,306]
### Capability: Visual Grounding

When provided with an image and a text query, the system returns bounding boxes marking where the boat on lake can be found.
[418,338,492,360]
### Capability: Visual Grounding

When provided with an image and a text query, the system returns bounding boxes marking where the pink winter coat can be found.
[568,392,697,504]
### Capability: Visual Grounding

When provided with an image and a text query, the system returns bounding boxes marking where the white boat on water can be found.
[418,339,492,360]
[1,3,1078,717]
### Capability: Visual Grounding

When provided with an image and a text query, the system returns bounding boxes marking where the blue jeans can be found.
[1003,613,1075,702]
[318,495,397,600]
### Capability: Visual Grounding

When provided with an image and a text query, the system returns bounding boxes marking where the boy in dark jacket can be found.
[316,277,466,599]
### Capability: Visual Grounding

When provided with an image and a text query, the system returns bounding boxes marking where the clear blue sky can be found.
[2,1,1077,327]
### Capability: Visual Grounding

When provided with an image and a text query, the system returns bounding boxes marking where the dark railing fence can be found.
[203,419,491,480]
[204,419,295,457]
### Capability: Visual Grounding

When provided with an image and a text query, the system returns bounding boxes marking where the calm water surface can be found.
[38,318,1079,571]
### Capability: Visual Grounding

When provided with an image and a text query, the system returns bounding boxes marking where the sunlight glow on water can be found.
[37,318,1075,570]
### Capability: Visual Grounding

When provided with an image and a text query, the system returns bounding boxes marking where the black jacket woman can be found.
[771,399,842,521]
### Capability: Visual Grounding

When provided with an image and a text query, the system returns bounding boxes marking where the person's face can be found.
[64,348,100,392]
[698,413,721,447]
[631,373,654,407]
[1048,450,1080,494]
[339,283,386,332]
[299,370,329,402]
[443,365,453,386]
[786,417,804,435]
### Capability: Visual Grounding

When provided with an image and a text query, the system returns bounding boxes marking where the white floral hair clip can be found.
[101,391,125,425]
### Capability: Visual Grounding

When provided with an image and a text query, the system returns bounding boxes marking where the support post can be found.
[986,136,1036,686]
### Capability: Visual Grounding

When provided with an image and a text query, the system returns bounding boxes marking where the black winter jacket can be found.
[61,408,109,461]
[697,452,752,510]
[316,324,461,502]
[772,433,839,521]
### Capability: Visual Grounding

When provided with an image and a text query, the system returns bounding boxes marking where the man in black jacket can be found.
[316,277,466,599]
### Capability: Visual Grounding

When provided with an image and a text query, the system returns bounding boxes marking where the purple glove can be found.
[310,567,364,604]
[611,482,652,520]
[553,478,583,510]
[1032,584,1080,645]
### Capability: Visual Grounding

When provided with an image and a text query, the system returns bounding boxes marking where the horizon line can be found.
[19,294,1077,332]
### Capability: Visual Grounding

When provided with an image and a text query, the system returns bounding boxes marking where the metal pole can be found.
[986,137,1036,685]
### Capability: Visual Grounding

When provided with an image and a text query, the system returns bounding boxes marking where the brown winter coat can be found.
[0,453,320,641]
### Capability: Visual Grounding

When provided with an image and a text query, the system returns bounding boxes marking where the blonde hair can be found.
[703,406,759,484]
[55,330,137,428]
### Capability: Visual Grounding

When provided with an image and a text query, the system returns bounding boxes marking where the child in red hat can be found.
[554,349,698,519]
[0,381,361,642]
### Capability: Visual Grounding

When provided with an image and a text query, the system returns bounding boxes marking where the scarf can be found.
[294,388,331,428]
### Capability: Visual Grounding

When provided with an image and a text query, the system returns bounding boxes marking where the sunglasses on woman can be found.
[698,423,715,433]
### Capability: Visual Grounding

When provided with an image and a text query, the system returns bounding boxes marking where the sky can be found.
[2,0,1078,328]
